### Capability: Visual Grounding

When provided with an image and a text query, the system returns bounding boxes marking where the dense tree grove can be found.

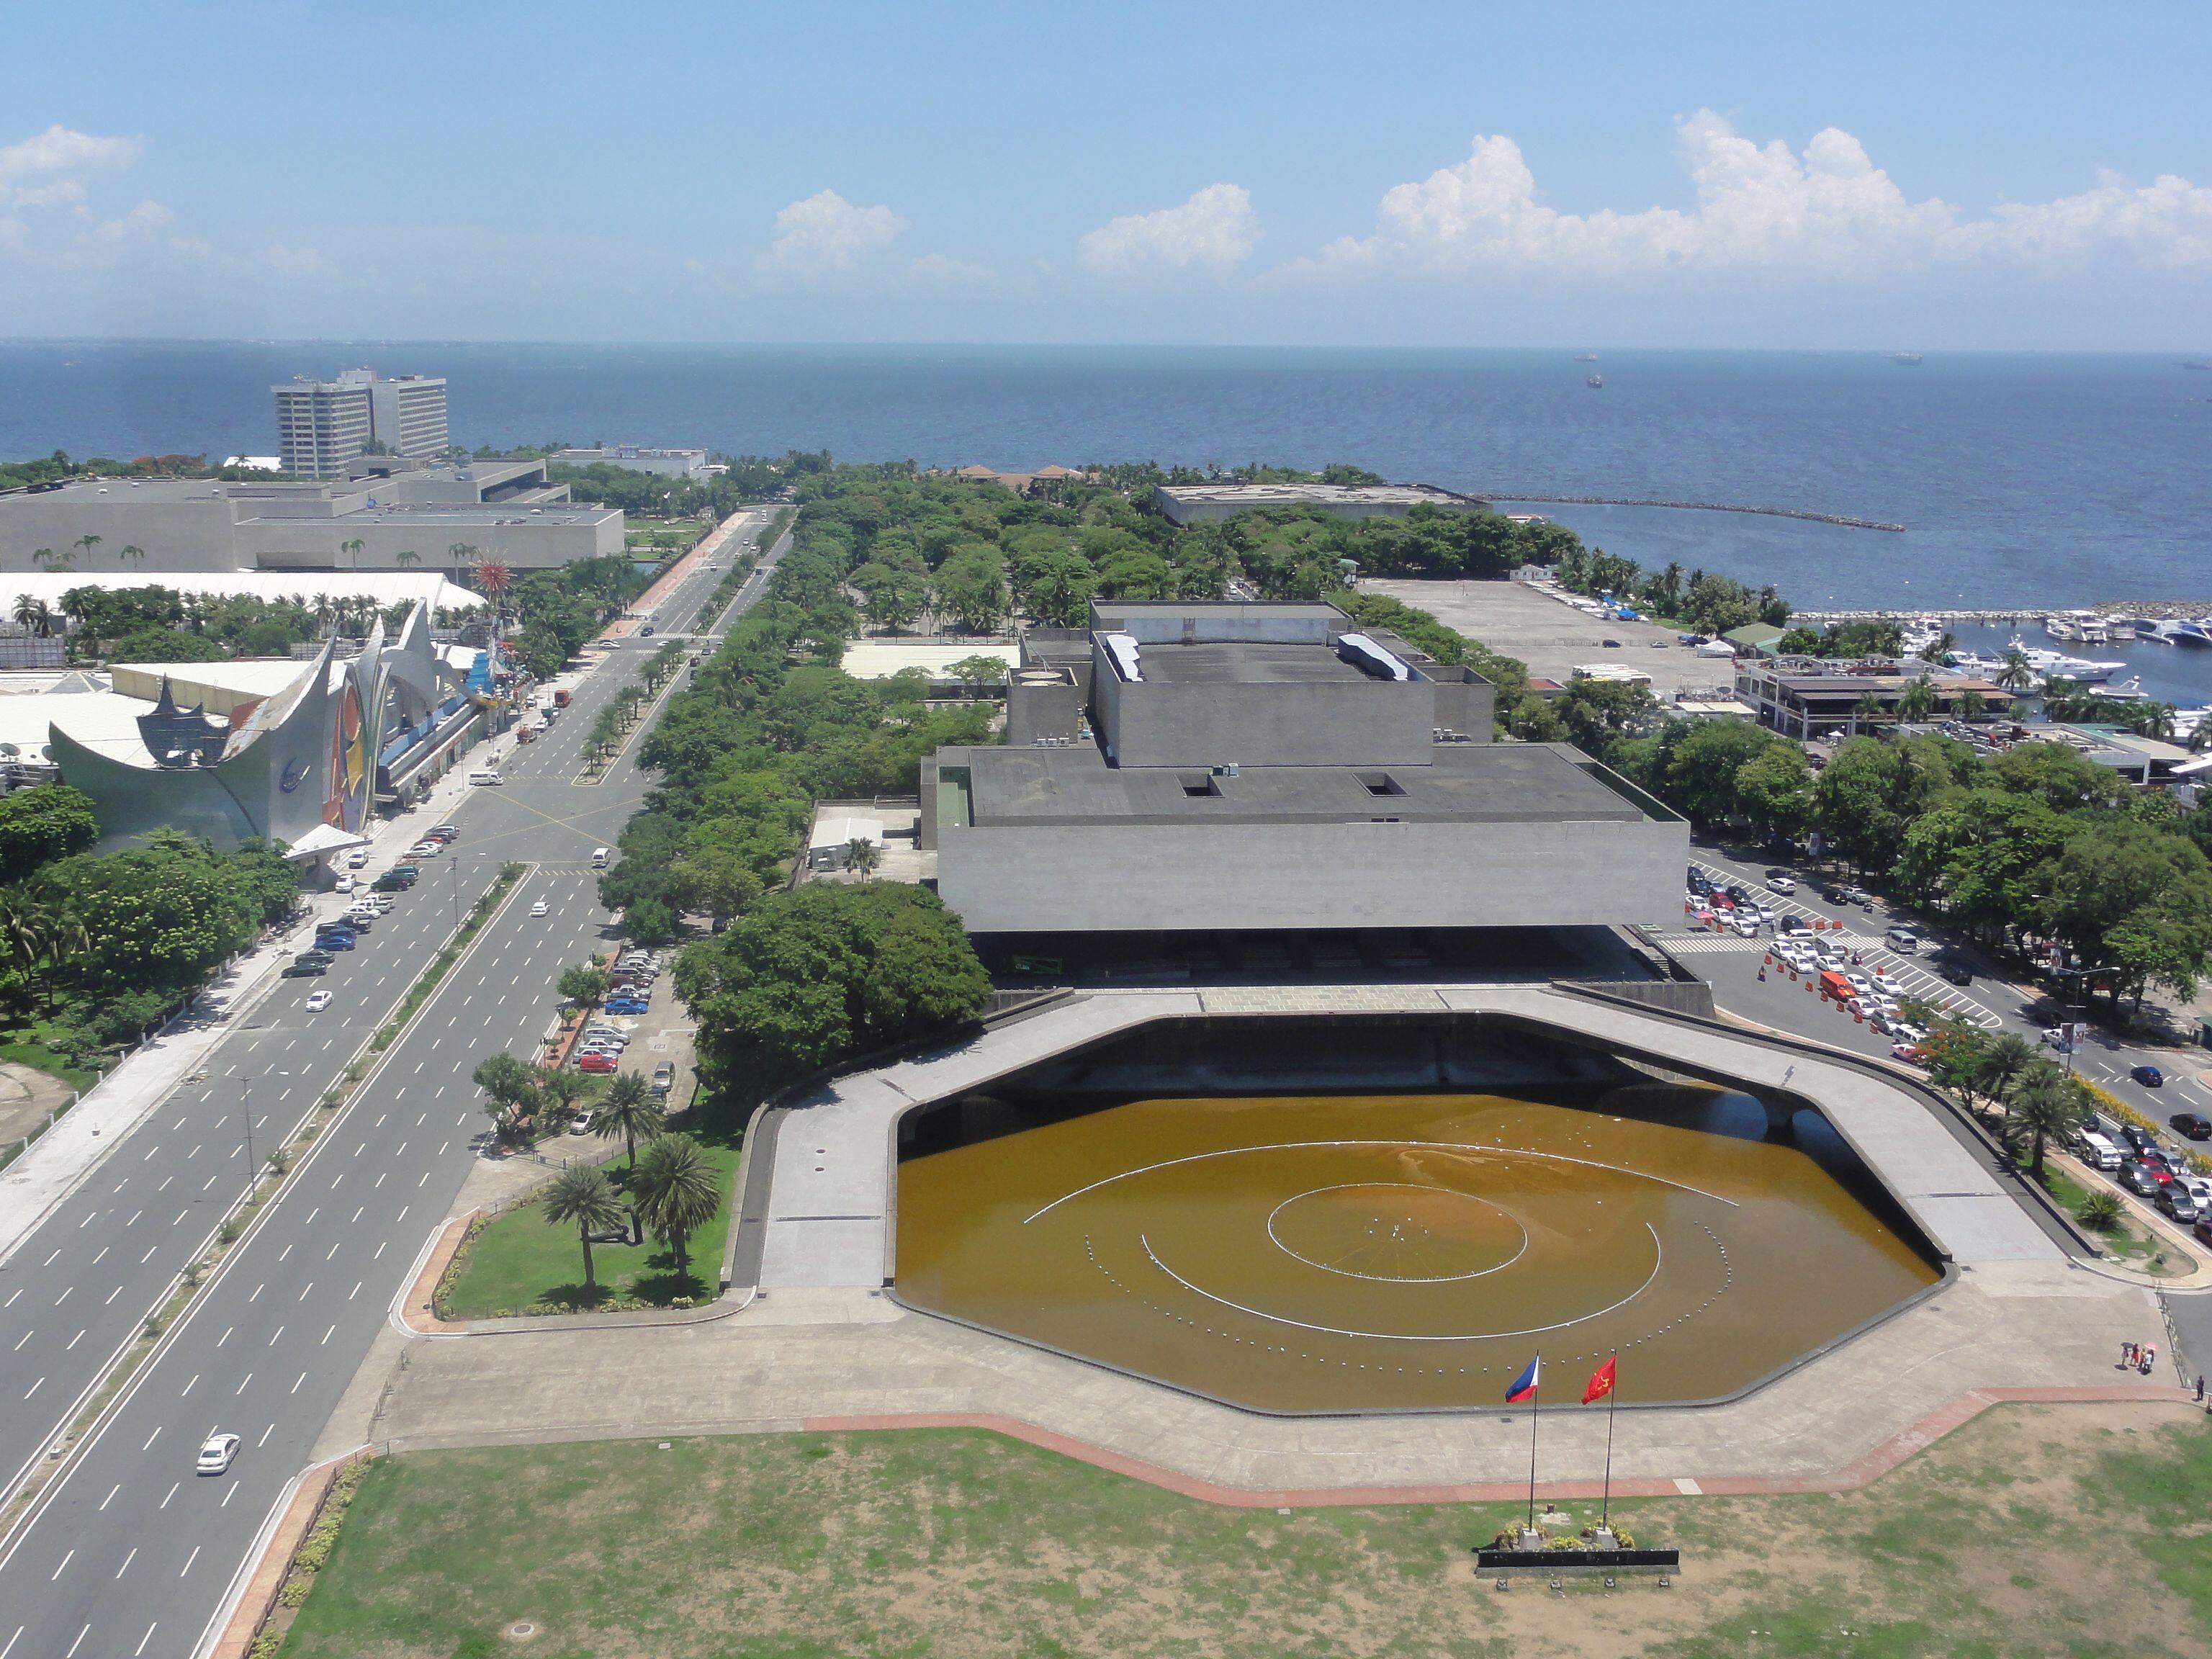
[51,585,419,662]
[508,556,652,678]
[0,809,300,1061]
[1550,541,1792,637]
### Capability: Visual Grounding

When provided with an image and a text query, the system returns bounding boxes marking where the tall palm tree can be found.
[845,837,880,878]
[1897,674,1938,724]
[340,537,364,572]
[1971,1032,2041,1114]
[30,549,71,574]
[630,1133,721,1277]
[73,534,101,570]
[2005,1069,2084,1177]
[12,595,52,637]
[119,544,146,573]
[593,1072,665,1169]
[395,549,421,570]
[1995,647,2034,693]
[541,1164,624,1298]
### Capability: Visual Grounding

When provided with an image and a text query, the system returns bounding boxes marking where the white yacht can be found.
[2005,634,2126,683]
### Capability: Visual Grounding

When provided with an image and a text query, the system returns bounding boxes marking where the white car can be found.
[346,850,370,870]
[305,989,332,1012]
[530,900,549,917]
[196,1432,241,1475]
[569,1111,596,1136]
[1844,972,1874,997]
[1751,903,1776,925]
[1768,876,1797,894]
[334,873,356,894]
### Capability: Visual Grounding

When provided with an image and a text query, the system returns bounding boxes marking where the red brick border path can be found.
[400,1212,478,1335]
[805,1385,2193,1509]
[209,1449,361,1658]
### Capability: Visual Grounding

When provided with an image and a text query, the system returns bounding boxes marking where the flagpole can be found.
[1525,1352,1541,1534]
[1600,1352,1618,1529]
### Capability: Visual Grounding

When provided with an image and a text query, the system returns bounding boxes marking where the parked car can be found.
[1820,884,1850,904]
[569,1111,595,1136]
[345,849,371,870]
[2040,1027,2073,1052]
[2158,1186,2201,1224]
[1889,1041,1928,1064]
[576,1051,618,1073]
[2197,1214,2212,1247]
[1777,915,1811,937]
[1935,956,1974,987]
[334,873,356,894]
[282,960,327,978]
[1883,927,1919,953]
[313,932,356,950]
[2121,1162,2166,1197]
[2131,1064,2166,1088]
[429,824,459,841]
[2121,1125,2161,1159]
[651,1061,675,1095]
[2170,1112,2212,1141]
[371,873,410,893]
[604,998,650,1016]
[305,989,332,1012]
[196,1432,241,1475]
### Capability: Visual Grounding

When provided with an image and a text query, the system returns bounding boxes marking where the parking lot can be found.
[1362,577,1736,698]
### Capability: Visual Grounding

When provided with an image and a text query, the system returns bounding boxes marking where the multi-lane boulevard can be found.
[0,512,778,1659]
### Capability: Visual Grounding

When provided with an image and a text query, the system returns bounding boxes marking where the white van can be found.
[590,846,611,869]
[468,768,503,786]
[1884,927,1919,953]
[2074,1129,2125,1172]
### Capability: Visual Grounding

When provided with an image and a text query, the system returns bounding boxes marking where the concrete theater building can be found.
[923,601,1686,937]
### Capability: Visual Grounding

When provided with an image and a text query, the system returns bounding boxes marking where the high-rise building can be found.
[273,369,449,478]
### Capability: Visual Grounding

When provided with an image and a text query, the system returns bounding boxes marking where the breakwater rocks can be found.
[1488,494,1906,532]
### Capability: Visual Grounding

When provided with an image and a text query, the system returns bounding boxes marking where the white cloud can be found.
[906,251,996,288]
[0,125,141,208]
[759,189,907,276]
[1326,112,2212,275]
[1080,184,1259,274]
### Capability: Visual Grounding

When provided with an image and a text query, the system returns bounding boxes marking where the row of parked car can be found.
[572,948,664,1074]
[2074,1112,2212,1233]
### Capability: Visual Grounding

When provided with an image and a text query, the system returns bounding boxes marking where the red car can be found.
[575,1051,619,1073]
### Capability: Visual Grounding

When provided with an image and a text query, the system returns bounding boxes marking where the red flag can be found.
[1582,1357,1617,1405]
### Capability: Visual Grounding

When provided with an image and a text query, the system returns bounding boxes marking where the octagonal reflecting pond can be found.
[895,1087,1941,1412]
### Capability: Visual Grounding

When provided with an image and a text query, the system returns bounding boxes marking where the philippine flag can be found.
[1504,1355,1540,1403]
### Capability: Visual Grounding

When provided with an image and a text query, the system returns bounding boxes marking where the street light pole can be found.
[240,1070,287,1200]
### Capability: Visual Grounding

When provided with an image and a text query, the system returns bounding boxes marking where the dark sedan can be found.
[2170,1112,2212,1141]
[2131,1064,2164,1087]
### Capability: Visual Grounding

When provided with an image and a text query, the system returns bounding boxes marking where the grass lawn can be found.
[439,1123,740,1316]
[0,1024,99,1091]
[2041,1166,2196,1277]
[277,1402,2212,1659]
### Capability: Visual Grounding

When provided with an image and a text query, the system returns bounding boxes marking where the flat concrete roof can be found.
[948,741,1653,827]
[1133,640,1379,687]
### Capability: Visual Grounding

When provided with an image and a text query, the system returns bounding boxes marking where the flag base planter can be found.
[1475,1547,1681,1575]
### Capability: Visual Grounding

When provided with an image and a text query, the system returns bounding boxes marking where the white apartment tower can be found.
[273,369,449,478]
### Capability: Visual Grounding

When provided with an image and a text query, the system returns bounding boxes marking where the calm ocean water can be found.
[4,341,2208,624]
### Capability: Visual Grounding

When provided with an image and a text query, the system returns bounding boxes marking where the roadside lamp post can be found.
[240,1070,287,1200]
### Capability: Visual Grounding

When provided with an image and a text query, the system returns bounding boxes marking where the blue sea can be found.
[4,339,2208,645]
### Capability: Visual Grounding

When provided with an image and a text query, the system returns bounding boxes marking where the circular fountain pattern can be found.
[895,1091,1940,1412]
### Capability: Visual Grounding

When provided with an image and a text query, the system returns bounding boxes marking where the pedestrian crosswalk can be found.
[1653,928,2001,1028]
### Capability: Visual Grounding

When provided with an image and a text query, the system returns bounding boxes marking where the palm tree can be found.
[1897,674,1938,724]
[1995,647,2034,693]
[541,1164,625,1298]
[30,549,71,574]
[1971,1032,2041,1115]
[73,534,101,570]
[340,537,364,572]
[119,544,145,573]
[630,1133,721,1278]
[1954,688,1987,723]
[593,1072,665,1169]
[2003,1067,2083,1177]
[845,836,880,878]
[1849,688,1886,736]
[395,549,421,570]
[12,595,53,638]
[534,1064,601,1127]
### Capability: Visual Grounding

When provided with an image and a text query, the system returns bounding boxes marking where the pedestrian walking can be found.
[2194,1374,2204,1404]
[2121,1341,2136,1368]
[2140,1344,2157,1376]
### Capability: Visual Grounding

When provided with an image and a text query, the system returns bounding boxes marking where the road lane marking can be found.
[66,1624,87,1658]
[135,1622,158,1655]
[268,1325,283,1344]
[299,1282,314,1300]
[322,1324,336,1344]
[77,1212,94,1229]
[180,1374,197,1396]
[257,1424,274,1447]
[66,1330,83,1351]
[9,1331,28,1352]
[91,1246,108,1265]
[126,1210,143,1226]
[140,1244,158,1262]
[291,1372,307,1394]
[249,1282,263,1301]
[350,1281,362,1300]
[50,1547,71,1579]
[327,1241,341,1259]
[114,1547,135,1578]
[99,1485,118,1511]
[179,1546,199,1576]
[143,1427,161,1451]
[53,1287,70,1305]
[22,1377,42,1401]
[1,1290,17,1308]
[217,1326,231,1346]
[235,1372,252,1394]
[104,1285,122,1304]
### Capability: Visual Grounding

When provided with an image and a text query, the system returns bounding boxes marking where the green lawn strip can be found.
[275,1406,2211,1659]
[2039,1167,2194,1272]
[439,1124,739,1316]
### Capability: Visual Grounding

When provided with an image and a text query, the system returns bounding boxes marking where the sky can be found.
[2,0,2210,348]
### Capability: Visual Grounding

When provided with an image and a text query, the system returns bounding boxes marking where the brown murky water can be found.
[896,1089,1940,1412]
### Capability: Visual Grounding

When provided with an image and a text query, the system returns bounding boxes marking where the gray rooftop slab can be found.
[951,741,1650,827]
[1131,640,1376,686]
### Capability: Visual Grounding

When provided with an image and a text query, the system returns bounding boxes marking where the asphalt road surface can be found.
[1670,839,2212,1380]
[0,518,778,1659]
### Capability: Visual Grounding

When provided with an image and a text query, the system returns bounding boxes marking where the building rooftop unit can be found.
[951,740,1652,828]
[1152,482,1485,526]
